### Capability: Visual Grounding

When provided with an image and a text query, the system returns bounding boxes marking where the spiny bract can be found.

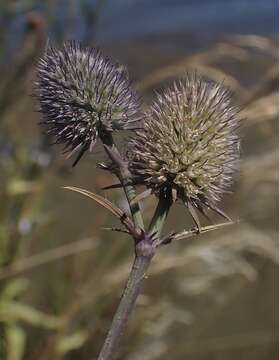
[36,41,142,165]
[128,75,240,224]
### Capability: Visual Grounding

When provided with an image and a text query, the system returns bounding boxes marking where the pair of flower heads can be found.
[36,41,240,229]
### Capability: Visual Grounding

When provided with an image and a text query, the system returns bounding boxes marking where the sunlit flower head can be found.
[128,74,240,223]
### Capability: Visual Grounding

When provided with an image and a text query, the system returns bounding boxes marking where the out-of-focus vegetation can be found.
[1,1,279,359]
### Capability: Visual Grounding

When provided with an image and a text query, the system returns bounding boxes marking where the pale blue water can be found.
[95,0,279,41]
[1,0,279,64]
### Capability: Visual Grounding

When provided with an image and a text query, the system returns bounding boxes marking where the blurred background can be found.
[1,1,279,359]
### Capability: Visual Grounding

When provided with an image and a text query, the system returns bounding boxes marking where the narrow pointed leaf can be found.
[157,221,234,246]
[64,186,140,239]
[64,186,124,219]
[173,221,234,242]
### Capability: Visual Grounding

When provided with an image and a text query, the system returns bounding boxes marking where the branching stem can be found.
[97,134,173,360]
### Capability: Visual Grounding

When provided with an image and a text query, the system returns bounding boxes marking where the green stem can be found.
[97,191,173,360]
[99,131,144,230]
[117,163,144,230]
[97,133,176,360]
[148,191,173,236]
[97,254,152,360]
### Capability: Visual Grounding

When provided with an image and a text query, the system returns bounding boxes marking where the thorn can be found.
[195,201,212,222]
[131,189,152,206]
[207,202,232,221]
[103,144,124,166]
[186,200,201,232]
[66,142,83,159]
[97,162,111,171]
[71,144,88,167]
[155,231,176,247]
[101,183,123,190]
[149,230,158,240]
[102,227,130,235]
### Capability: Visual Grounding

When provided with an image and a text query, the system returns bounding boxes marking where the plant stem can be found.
[117,161,144,230]
[97,192,173,360]
[97,254,152,360]
[148,191,173,236]
[97,134,174,360]
[100,131,144,230]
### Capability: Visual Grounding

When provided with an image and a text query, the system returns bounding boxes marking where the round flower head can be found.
[36,41,142,165]
[128,75,240,226]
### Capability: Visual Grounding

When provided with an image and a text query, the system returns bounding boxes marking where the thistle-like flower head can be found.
[36,41,142,165]
[128,75,240,224]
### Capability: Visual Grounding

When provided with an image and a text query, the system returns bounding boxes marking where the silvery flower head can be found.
[36,41,142,165]
[128,75,240,225]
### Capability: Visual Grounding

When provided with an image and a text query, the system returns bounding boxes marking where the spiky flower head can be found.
[36,41,142,165]
[128,75,240,223]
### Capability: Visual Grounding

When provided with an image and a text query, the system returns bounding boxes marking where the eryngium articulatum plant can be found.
[35,40,240,359]
[128,75,240,227]
[35,41,142,166]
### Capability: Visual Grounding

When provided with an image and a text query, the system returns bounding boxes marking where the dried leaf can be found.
[64,186,125,219]
[175,221,234,241]
[158,221,234,246]
[64,186,140,239]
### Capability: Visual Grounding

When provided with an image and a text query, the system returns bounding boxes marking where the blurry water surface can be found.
[2,0,279,66]
[95,0,279,41]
